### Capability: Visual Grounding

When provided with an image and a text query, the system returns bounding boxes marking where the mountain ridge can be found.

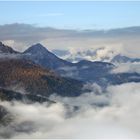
[0,58,84,97]
[0,41,139,87]
[0,42,18,54]
[23,43,73,69]
[111,54,140,63]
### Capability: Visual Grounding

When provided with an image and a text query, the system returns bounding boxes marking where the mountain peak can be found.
[111,54,131,63]
[0,41,18,54]
[33,43,45,48]
[24,43,49,54]
[111,54,140,63]
[30,43,48,51]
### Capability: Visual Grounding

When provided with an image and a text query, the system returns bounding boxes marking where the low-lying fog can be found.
[0,82,140,139]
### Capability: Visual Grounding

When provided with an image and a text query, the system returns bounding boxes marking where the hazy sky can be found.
[0,1,140,29]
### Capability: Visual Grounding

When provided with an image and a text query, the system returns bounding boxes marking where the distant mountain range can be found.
[52,48,140,63]
[0,42,139,102]
[22,43,140,85]
[111,54,140,63]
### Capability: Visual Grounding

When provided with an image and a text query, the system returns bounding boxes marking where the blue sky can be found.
[0,1,140,29]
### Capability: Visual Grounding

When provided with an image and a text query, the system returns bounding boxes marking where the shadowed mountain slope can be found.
[0,58,84,97]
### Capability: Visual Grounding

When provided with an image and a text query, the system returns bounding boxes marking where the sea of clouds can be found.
[0,82,140,139]
[0,23,140,138]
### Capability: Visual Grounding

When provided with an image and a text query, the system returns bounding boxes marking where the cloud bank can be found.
[0,82,140,138]
[0,23,140,59]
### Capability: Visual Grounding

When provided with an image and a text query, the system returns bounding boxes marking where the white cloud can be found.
[0,82,140,138]
[2,40,15,47]
[0,24,140,58]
